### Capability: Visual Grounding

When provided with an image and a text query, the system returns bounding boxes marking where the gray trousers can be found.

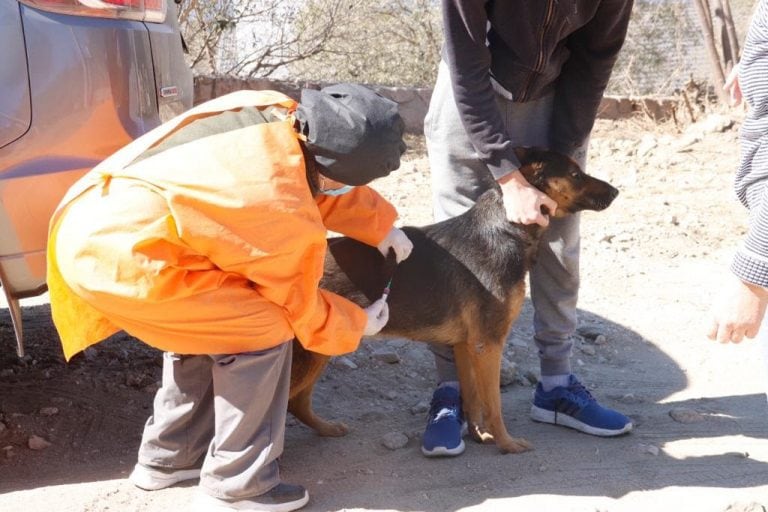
[424,61,585,379]
[137,343,292,499]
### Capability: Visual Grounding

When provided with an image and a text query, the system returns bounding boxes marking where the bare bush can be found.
[288,0,442,87]
[178,0,361,78]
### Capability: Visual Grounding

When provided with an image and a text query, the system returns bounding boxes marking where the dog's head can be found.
[514,147,618,217]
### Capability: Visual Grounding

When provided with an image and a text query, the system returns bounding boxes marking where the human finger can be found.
[705,317,718,340]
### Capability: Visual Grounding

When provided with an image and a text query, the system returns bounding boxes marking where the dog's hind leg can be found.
[465,339,532,454]
[288,384,350,437]
[289,341,349,437]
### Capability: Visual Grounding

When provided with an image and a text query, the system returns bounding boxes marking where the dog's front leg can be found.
[453,342,491,443]
[465,340,533,454]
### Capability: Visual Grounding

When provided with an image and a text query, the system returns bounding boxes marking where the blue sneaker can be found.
[421,386,468,457]
[530,375,632,436]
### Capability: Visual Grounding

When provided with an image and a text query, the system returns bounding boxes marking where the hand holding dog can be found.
[498,170,557,226]
[377,227,413,262]
[708,275,768,343]
[363,297,390,336]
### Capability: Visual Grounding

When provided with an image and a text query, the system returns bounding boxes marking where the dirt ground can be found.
[2,110,768,512]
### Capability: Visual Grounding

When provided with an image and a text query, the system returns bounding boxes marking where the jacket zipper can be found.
[519,0,555,102]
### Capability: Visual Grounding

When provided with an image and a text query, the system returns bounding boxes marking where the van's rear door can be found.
[0,1,32,149]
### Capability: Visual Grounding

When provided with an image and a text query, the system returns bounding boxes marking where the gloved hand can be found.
[377,227,413,263]
[363,297,390,336]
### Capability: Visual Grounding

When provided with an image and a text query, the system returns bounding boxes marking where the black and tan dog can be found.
[288,147,618,454]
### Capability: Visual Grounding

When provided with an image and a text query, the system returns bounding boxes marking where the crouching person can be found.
[47,84,413,512]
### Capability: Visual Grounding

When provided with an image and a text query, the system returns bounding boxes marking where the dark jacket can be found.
[441,0,633,177]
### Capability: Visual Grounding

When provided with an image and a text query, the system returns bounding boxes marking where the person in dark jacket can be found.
[421,0,634,457]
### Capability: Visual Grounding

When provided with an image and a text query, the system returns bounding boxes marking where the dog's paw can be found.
[314,420,350,437]
[497,436,533,454]
[469,424,495,444]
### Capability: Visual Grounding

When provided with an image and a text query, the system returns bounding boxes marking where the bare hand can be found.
[724,64,742,107]
[497,170,557,226]
[707,275,768,343]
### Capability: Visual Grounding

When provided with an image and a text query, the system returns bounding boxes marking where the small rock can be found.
[0,422,5,434]
[509,335,529,348]
[619,393,643,404]
[577,325,605,341]
[410,400,429,415]
[723,502,767,512]
[331,356,358,370]
[599,234,615,243]
[28,435,52,451]
[700,114,734,133]
[381,432,409,450]
[381,390,398,401]
[675,133,701,152]
[524,370,539,385]
[637,443,659,456]
[594,335,607,346]
[669,407,705,423]
[579,344,596,356]
[371,349,400,364]
[0,369,13,378]
[39,407,59,417]
[499,357,517,386]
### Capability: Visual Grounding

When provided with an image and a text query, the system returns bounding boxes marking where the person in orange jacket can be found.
[47,84,412,512]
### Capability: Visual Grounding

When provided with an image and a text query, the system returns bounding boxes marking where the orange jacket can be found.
[47,90,397,361]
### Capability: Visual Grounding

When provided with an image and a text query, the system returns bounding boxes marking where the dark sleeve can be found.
[549,0,633,157]
[441,0,521,179]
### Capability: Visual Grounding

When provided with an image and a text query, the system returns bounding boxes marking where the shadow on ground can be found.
[0,301,766,511]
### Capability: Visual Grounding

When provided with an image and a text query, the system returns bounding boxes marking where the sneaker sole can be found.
[421,422,468,457]
[192,490,309,512]
[421,438,466,457]
[530,405,633,437]
[129,465,201,491]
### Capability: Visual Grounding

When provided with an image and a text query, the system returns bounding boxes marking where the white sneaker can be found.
[129,463,201,490]
[192,484,309,512]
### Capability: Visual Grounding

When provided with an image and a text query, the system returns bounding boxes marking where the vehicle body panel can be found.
[0,1,192,355]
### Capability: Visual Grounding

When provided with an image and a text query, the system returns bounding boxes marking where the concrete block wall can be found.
[194,76,677,134]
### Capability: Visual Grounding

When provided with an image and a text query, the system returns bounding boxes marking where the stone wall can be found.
[194,76,677,134]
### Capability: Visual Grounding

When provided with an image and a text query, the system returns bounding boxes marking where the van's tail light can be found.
[18,0,166,23]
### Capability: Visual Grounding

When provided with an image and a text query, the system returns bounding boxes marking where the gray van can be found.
[1,0,193,356]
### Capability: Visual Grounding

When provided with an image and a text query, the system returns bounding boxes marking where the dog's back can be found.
[322,188,533,346]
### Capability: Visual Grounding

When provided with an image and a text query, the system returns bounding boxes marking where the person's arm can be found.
[441,0,519,179]
[709,147,768,344]
[314,185,397,246]
[549,0,633,157]
[441,0,556,226]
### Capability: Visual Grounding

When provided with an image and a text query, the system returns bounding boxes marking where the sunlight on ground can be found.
[661,434,768,462]
[454,487,763,512]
